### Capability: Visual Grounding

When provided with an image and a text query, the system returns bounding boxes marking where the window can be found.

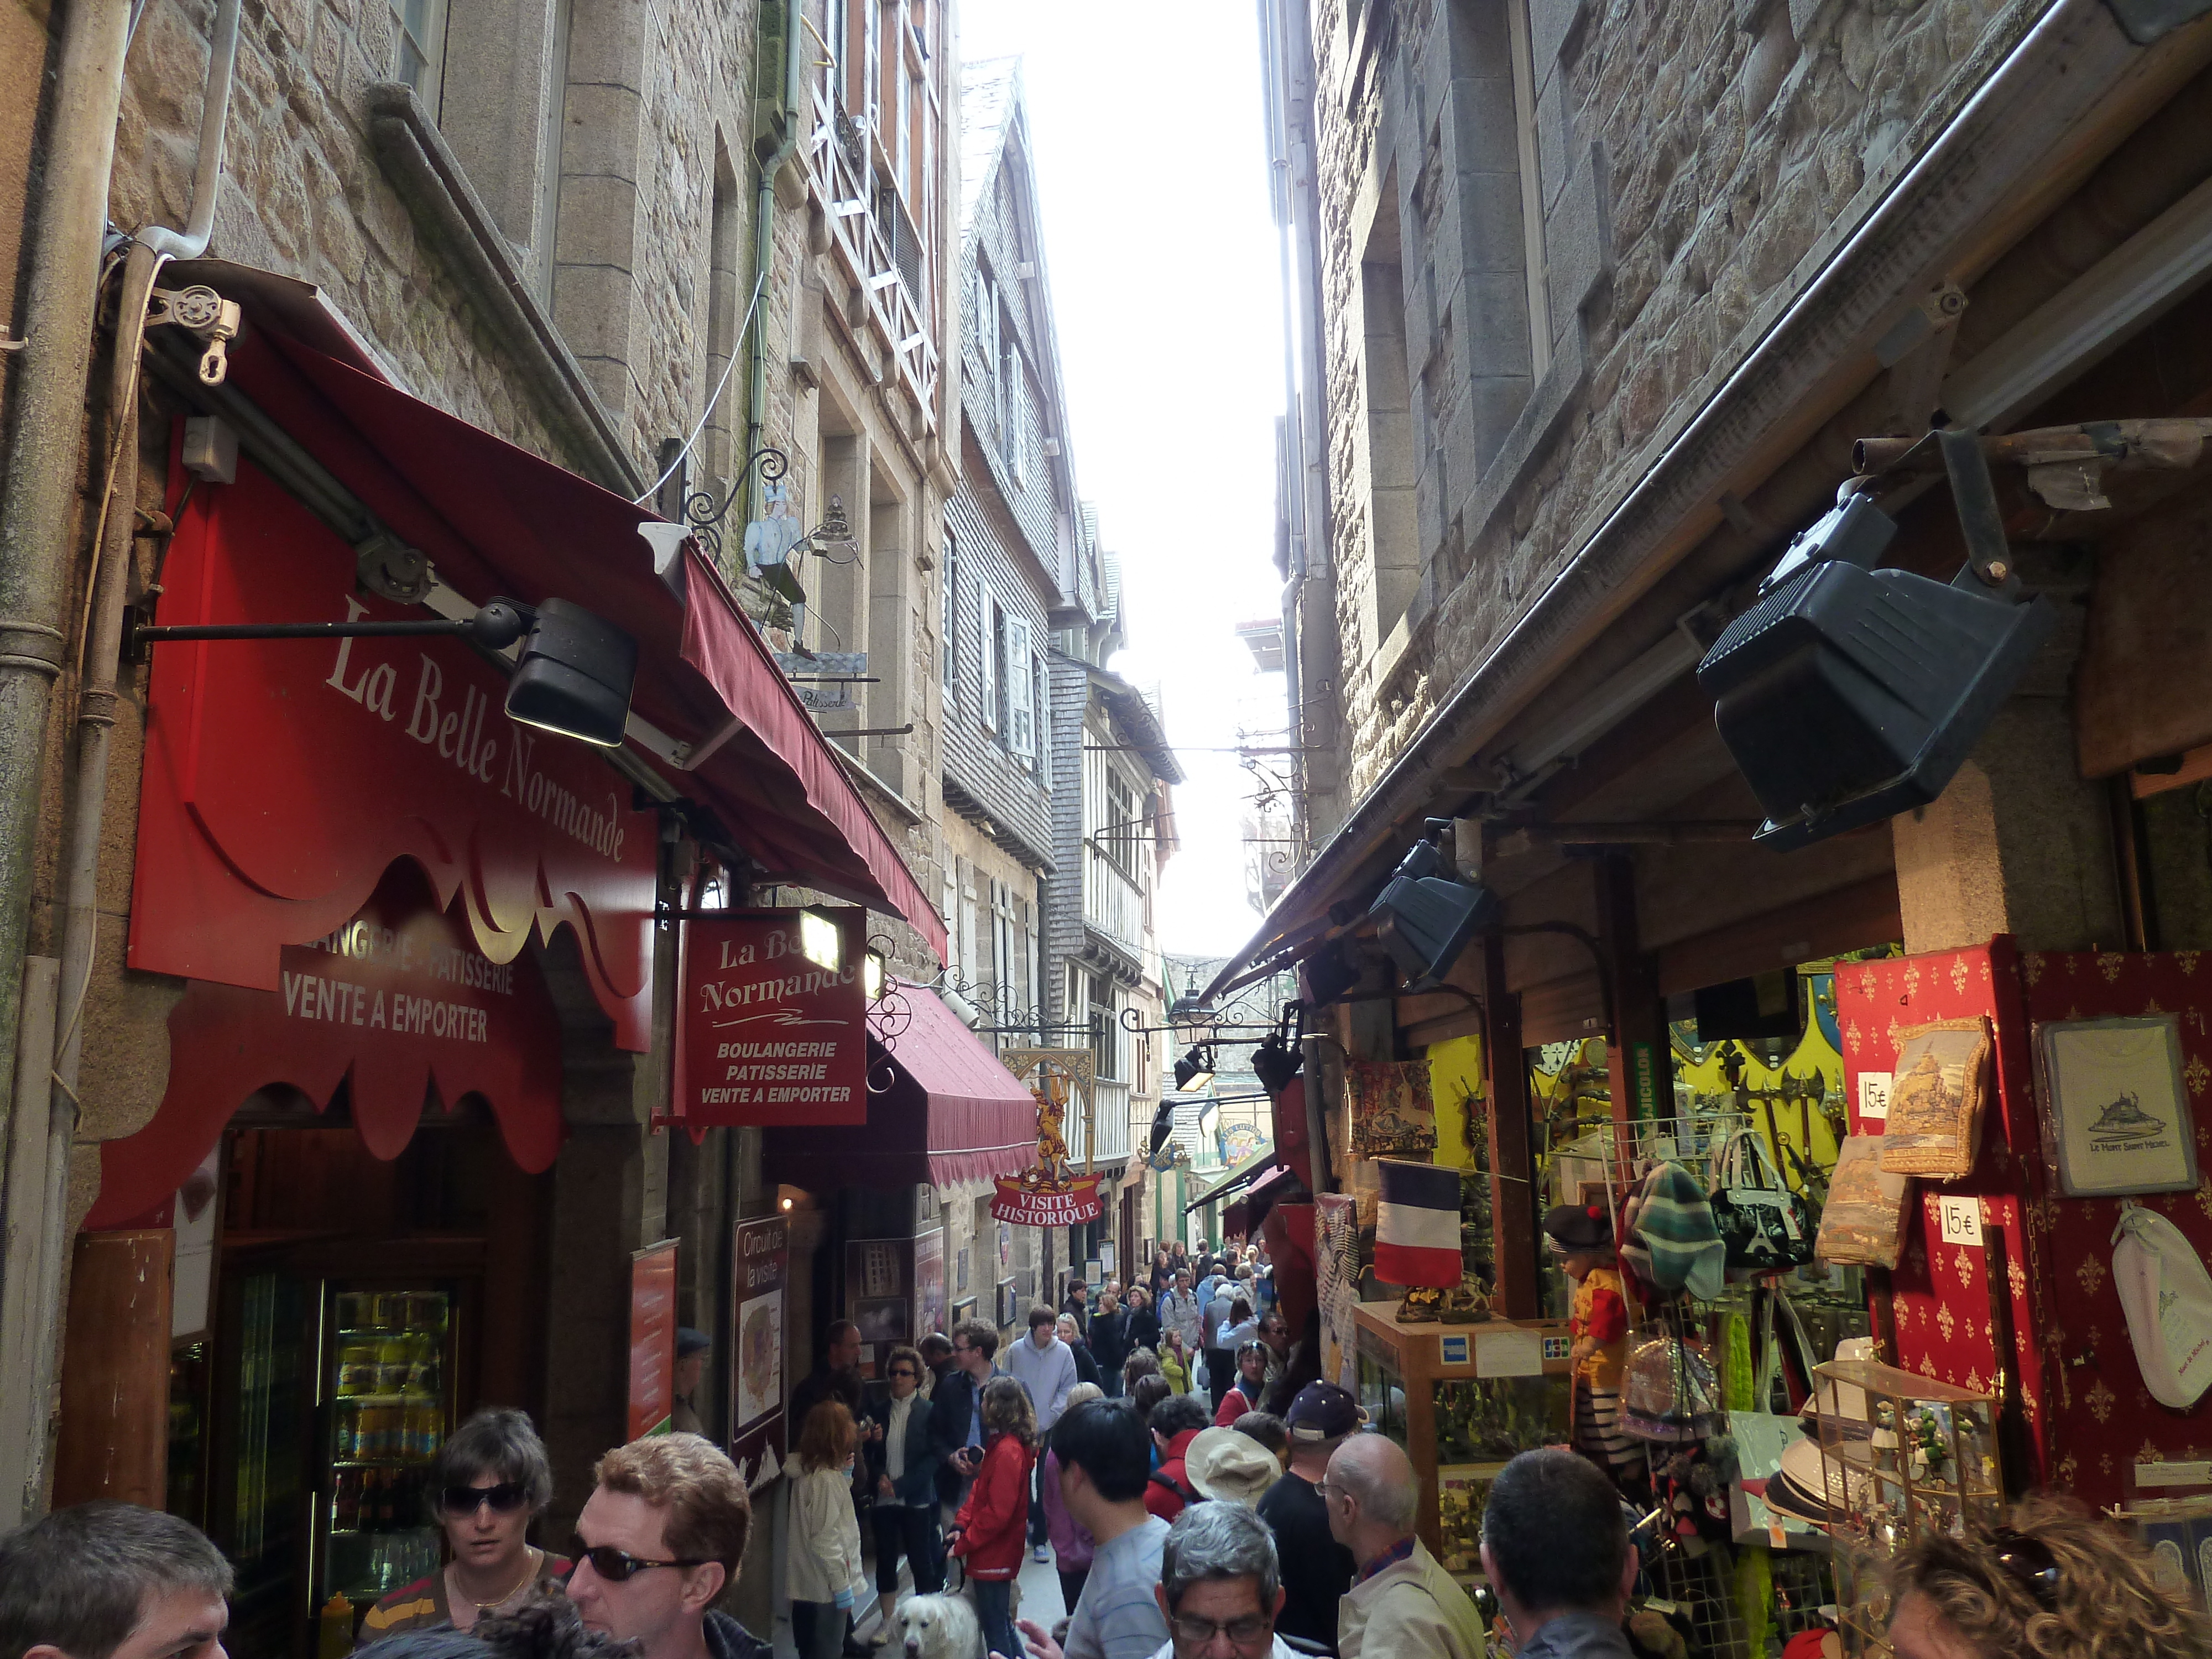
[1002,335,1026,486]
[992,880,1018,1022]
[1032,651,1050,777]
[1105,771,1140,878]
[1088,974,1119,1081]
[985,276,1006,435]
[389,0,446,102]
[979,586,999,733]
[940,529,958,700]
[1507,0,1552,376]
[942,864,959,977]
[1006,614,1034,761]
[957,862,978,990]
[1358,175,1417,656]
[534,0,572,300]
[1025,900,1042,1030]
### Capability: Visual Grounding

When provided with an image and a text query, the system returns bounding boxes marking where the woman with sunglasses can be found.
[1887,1495,2212,1659]
[862,1345,945,1644]
[359,1408,566,1640]
[946,1376,1037,1659]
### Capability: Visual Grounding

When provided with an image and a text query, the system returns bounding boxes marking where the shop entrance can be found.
[161,1104,553,1659]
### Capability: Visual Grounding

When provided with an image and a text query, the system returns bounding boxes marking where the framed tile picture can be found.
[2034,1015,2197,1197]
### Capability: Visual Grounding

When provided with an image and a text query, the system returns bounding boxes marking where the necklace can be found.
[453,1547,540,1614]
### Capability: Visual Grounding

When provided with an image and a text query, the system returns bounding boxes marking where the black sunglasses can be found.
[441,1482,530,1514]
[566,1535,711,1583]
[1989,1527,2061,1608]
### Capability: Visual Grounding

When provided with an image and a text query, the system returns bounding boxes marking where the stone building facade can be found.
[0,0,964,1611]
[1245,0,2212,1402]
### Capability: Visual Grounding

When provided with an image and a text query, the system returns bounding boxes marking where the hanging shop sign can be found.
[673,909,869,1126]
[88,863,566,1228]
[729,1215,791,1489]
[990,1048,1105,1226]
[628,1240,680,1439]
[131,463,656,1047]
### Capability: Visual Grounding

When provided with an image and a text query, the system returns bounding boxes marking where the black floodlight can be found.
[132,594,640,749]
[1174,1045,1217,1092]
[1698,452,2055,851]
[1367,824,1501,992]
[1149,1098,1179,1159]
[1250,1032,1305,1096]
[505,598,639,748]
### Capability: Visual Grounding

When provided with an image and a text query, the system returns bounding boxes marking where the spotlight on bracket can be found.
[1173,1044,1217,1092]
[1367,819,1500,992]
[1250,1032,1305,1097]
[1697,432,2056,851]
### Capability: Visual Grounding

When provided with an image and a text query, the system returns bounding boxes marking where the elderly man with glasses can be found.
[1323,1434,1483,1659]
[1147,1503,1303,1659]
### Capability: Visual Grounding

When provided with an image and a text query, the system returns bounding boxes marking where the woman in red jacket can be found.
[948,1375,1036,1659]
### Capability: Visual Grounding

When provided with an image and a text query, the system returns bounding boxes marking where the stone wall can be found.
[1315,0,2047,801]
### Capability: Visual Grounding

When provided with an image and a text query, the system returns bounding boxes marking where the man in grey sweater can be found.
[1004,1304,1079,1559]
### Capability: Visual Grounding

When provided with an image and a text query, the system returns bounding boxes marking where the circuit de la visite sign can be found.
[673,910,869,1127]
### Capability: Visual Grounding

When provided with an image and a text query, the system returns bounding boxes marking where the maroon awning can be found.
[192,283,943,956]
[763,982,1036,1190]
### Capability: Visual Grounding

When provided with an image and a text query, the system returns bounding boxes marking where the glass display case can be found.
[318,1286,456,1619]
[1811,1358,2002,1656]
[1352,1301,1573,1573]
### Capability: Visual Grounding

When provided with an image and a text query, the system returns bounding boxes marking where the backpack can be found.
[2113,1206,2212,1410]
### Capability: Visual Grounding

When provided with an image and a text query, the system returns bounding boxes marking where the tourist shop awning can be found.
[156,262,944,957]
[762,982,1038,1190]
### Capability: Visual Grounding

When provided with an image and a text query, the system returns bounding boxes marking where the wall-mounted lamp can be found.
[1368,820,1500,991]
[132,596,639,748]
[1697,432,2056,849]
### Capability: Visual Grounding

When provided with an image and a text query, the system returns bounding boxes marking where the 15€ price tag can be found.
[1938,1195,1984,1247]
[1859,1072,1892,1123]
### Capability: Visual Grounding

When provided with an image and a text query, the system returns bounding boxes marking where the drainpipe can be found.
[0,0,241,1518]
[743,1,806,495]
[0,0,134,1524]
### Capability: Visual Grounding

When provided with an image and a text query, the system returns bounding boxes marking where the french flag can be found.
[1373,1159,1463,1287]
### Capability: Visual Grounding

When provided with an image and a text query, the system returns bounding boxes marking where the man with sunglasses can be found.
[566,1433,768,1659]
[362,1407,568,1638]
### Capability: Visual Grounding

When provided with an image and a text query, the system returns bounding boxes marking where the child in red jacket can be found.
[948,1376,1036,1659]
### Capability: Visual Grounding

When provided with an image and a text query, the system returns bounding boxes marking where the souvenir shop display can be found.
[1813,1137,1911,1268]
[1543,1202,1641,1482]
[2111,1203,2212,1410]
[1347,1058,1438,1156]
[1809,1357,2002,1548]
[1708,1129,1816,1275]
[2033,1014,2196,1197]
[1876,1018,1993,1178]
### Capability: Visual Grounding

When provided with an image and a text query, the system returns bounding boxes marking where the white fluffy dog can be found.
[896,1593,984,1659]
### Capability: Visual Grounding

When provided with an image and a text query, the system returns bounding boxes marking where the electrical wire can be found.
[633,267,768,507]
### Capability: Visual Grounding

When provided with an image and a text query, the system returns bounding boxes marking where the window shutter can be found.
[1007,615,1034,761]
[978,585,998,731]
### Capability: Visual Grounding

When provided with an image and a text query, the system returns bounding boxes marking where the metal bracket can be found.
[1937,426,2019,589]
[147,284,243,385]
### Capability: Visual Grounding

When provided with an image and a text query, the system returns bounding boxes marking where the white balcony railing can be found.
[1068,1077,1132,1167]
[803,80,940,431]
[1083,848,1142,957]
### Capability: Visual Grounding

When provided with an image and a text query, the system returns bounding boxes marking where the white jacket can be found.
[787,1463,865,1605]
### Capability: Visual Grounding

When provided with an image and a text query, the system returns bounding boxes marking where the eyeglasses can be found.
[441,1482,530,1514]
[889,1368,920,1379]
[1168,1615,1272,1647]
[1989,1527,2061,1608]
[566,1536,711,1583]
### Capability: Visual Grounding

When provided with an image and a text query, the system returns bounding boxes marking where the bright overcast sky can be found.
[955,2,1290,959]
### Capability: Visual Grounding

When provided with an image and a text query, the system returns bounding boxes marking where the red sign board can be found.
[990,1175,1106,1228]
[629,1240,680,1439]
[730,1215,791,1488]
[131,455,657,1049]
[88,864,566,1228]
[674,911,868,1125]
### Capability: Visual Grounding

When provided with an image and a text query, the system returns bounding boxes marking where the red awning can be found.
[200,304,943,956]
[762,982,1036,1190]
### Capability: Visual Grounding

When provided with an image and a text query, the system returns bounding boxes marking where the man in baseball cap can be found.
[1254,1385,1363,1652]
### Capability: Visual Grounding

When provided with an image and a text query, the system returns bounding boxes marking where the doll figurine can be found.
[1544,1202,1646,1486]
